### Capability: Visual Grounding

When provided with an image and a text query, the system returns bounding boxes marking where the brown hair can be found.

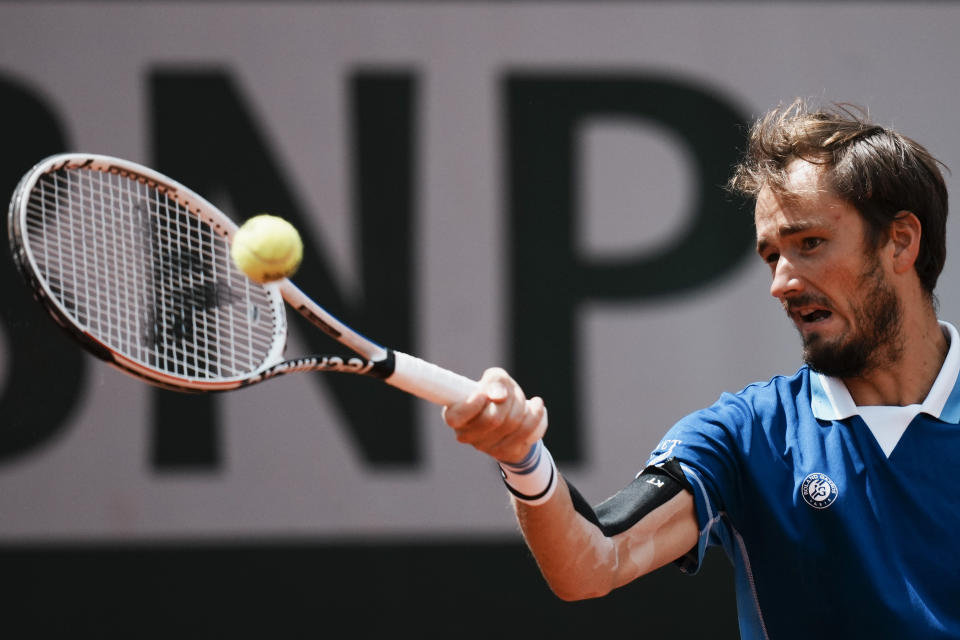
[729,99,949,294]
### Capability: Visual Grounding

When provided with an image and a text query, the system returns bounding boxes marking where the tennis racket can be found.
[7,152,479,406]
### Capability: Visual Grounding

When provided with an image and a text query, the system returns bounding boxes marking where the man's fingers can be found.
[446,367,517,427]
[442,367,549,462]
[479,396,548,463]
[527,397,549,443]
[486,380,509,402]
[442,387,490,428]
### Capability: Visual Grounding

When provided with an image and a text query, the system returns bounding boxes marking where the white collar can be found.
[810,320,960,421]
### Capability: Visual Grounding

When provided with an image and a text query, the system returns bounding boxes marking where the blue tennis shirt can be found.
[647,321,960,639]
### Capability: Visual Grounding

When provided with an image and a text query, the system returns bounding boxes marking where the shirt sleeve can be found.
[646,391,755,574]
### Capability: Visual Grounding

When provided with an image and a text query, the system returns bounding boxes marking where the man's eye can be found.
[764,252,779,265]
[801,238,823,250]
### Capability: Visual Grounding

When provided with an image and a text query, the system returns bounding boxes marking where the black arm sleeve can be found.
[567,458,694,537]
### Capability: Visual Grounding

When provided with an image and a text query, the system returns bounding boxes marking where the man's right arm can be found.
[513,474,697,600]
[442,368,699,601]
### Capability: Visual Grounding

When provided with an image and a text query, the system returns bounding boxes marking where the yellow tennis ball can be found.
[231,214,303,283]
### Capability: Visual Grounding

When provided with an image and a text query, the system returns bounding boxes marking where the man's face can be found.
[754,161,902,378]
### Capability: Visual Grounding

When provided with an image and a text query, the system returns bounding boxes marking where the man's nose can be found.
[770,256,803,300]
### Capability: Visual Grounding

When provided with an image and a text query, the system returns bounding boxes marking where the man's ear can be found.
[890,211,922,274]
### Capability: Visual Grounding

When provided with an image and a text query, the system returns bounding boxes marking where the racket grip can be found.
[387,351,480,406]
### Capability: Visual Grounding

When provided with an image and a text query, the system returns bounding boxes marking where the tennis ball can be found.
[231,214,303,283]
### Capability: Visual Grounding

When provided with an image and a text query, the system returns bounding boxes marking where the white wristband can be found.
[498,440,557,506]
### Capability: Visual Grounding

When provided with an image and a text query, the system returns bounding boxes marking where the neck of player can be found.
[843,292,948,408]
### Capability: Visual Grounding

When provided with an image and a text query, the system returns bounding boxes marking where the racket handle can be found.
[388,351,479,406]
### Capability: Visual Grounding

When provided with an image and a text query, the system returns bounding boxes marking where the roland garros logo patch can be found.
[801,472,839,509]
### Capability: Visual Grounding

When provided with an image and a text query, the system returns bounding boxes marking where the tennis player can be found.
[443,99,960,639]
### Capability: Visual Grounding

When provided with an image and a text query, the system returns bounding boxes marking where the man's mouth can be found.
[798,308,832,324]
[785,299,834,327]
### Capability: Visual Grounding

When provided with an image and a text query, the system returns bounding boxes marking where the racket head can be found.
[7,153,288,391]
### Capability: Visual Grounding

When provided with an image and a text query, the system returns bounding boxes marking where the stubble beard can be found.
[800,255,904,379]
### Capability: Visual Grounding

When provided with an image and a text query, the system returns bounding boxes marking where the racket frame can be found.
[8,153,477,405]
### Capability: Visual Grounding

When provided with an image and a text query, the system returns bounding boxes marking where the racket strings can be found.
[23,168,280,381]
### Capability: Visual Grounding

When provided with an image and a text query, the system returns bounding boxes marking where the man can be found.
[443,100,960,639]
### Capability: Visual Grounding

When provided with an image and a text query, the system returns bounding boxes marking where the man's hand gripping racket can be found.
[6,153,484,406]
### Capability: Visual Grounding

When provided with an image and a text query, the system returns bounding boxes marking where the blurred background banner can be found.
[0,1,957,635]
